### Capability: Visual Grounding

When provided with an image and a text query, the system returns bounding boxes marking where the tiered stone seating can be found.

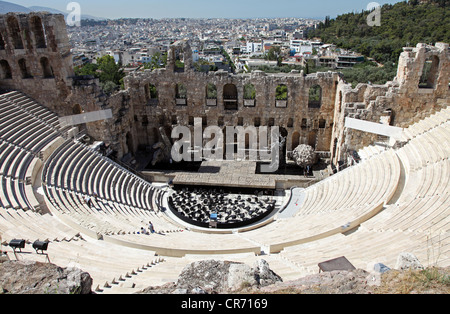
[277,107,449,275]
[27,105,261,257]
[1,91,63,133]
[1,89,448,293]
[41,138,184,237]
[0,91,169,291]
[0,229,163,292]
[238,148,401,253]
[0,206,80,244]
[279,194,449,275]
[401,106,450,141]
[0,91,66,211]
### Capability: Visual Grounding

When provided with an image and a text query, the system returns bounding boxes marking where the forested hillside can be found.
[308,0,449,65]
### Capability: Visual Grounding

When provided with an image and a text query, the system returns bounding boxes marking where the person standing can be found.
[148,221,155,234]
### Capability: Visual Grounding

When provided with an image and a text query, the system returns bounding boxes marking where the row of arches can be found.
[0,57,54,80]
[141,124,322,155]
[143,82,324,109]
[0,15,48,51]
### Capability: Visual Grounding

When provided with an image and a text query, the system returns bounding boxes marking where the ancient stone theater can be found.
[0,13,448,293]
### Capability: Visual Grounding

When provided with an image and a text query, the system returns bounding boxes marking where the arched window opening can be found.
[18,58,32,79]
[174,49,185,73]
[175,83,187,106]
[244,83,256,107]
[308,85,322,108]
[223,84,238,110]
[40,57,54,78]
[7,16,23,49]
[206,83,217,106]
[418,55,440,89]
[276,84,288,108]
[145,84,158,106]
[292,132,300,151]
[0,60,12,79]
[31,16,47,49]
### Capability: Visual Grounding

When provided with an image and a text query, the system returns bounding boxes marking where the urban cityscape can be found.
[0,0,448,298]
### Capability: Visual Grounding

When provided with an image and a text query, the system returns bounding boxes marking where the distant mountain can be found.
[0,1,104,20]
[0,1,31,14]
[28,6,65,15]
[28,5,105,21]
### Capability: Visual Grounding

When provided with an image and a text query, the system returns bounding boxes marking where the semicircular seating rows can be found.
[0,90,448,293]
[0,91,69,212]
[41,138,183,236]
[276,107,450,274]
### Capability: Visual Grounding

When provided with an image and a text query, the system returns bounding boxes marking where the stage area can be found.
[173,160,277,189]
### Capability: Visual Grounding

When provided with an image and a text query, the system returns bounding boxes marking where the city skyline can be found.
[9,0,405,19]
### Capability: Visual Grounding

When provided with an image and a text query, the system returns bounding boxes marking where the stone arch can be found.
[0,33,5,50]
[6,16,23,49]
[308,85,322,108]
[276,84,288,108]
[18,58,32,78]
[0,60,12,79]
[175,83,187,106]
[223,83,238,110]
[308,131,317,149]
[206,83,217,99]
[418,55,440,89]
[40,57,54,78]
[243,83,256,100]
[126,132,134,155]
[292,131,300,151]
[30,16,47,49]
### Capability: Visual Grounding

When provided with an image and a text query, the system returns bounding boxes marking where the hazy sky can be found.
[10,0,406,19]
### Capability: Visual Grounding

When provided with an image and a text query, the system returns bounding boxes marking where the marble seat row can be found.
[43,140,161,211]
[0,91,62,132]
[0,92,66,212]
[402,106,450,141]
[238,148,401,253]
[279,194,449,275]
[40,137,186,237]
[277,107,450,275]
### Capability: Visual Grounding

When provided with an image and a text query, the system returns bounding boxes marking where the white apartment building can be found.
[290,39,313,55]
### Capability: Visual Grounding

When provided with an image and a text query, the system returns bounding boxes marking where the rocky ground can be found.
[0,252,448,294]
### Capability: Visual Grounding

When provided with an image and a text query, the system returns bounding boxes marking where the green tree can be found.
[143,52,167,71]
[96,55,125,86]
[308,1,449,64]
[75,55,125,93]
[266,46,283,66]
[74,63,98,77]
[276,85,288,100]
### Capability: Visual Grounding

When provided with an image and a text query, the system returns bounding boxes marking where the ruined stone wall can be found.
[330,42,450,167]
[124,40,340,162]
[68,77,134,158]
[0,14,448,169]
[0,13,74,113]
